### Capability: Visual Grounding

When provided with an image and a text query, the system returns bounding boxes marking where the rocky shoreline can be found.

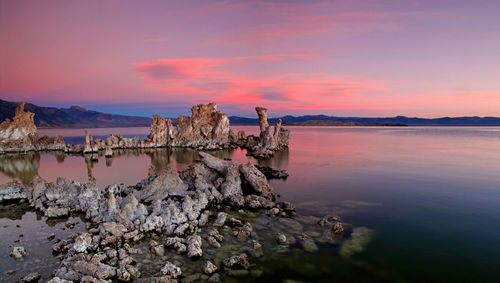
[0,152,343,282]
[0,102,289,159]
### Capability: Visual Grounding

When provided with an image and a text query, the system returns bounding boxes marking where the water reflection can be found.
[0,152,40,185]
[0,147,290,187]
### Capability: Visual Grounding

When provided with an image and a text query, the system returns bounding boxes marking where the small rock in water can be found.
[298,234,318,253]
[47,233,56,240]
[203,261,218,274]
[187,235,203,258]
[276,233,287,245]
[331,221,344,235]
[213,212,227,227]
[160,261,182,279]
[224,253,250,269]
[20,272,41,282]
[149,241,164,256]
[10,246,27,260]
[208,273,221,283]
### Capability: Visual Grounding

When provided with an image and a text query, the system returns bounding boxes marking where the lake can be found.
[1,126,499,282]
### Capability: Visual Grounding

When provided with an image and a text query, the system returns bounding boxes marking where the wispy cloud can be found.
[135,55,384,112]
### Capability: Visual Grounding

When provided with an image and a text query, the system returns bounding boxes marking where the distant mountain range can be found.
[3,98,500,127]
[0,99,151,128]
[230,114,500,126]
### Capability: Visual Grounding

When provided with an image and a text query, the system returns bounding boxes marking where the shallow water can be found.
[1,126,499,282]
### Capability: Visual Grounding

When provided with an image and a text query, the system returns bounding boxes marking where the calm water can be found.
[1,126,499,282]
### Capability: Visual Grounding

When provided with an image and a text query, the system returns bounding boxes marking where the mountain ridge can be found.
[3,99,500,127]
[0,99,152,128]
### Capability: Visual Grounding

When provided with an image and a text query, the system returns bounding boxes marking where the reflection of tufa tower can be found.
[0,152,40,185]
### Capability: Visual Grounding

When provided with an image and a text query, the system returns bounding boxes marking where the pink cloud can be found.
[135,55,385,112]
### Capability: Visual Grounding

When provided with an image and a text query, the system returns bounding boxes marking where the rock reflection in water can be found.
[0,152,40,185]
[0,202,31,220]
[0,147,292,187]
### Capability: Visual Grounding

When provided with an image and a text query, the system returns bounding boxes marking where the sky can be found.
[1,0,500,118]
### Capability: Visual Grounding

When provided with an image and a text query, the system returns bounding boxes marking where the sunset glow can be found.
[1,0,499,117]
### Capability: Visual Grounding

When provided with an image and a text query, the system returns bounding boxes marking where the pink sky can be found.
[1,0,500,118]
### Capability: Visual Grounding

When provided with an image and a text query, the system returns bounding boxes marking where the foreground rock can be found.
[7,152,285,281]
[1,148,348,281]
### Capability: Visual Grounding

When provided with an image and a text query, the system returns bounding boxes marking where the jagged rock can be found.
[45,206,69,218]
[223,254,249,269]
[160,262,182,279]
[10,246,27,259]
[203,261,217,275]
[145,115,173,146]
[236,222,253,241]
[332,222,344,235]
[171,103,234,149]
[139,167,188,201]
[318,215,344,235]
[240,163,275,200]
[213,212,227,227]
[244,107,289,158]
[0,102,38,150]
[187,235,202,258]
[71,261,117,279]
[149,240,164,256]
[73,233,92,253]
[0,180,27,202]
[198,152,234,174]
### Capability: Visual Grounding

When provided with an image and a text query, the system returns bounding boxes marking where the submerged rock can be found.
[203,261,218,275]
[213,212,227,227]
[160,261,182,279]
[187,234,203,258]
[224,253,250,269]
[276,233,287,245]
[10,246,27,260]
[20,272,41,282]
[339,227,375,258]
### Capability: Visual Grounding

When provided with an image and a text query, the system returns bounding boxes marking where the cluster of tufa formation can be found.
[0,102,289,158]
[144,103,234,150]
[240,107,290,158]
[0,102,38,150]
[0,102,65,153]
[0,152,344,282]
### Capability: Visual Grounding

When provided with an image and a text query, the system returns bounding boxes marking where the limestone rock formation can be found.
[148,103,236,149]
[244,107,290,158]
[145,115,173,146]
[256,107,289,150]
[0,102,38,151]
